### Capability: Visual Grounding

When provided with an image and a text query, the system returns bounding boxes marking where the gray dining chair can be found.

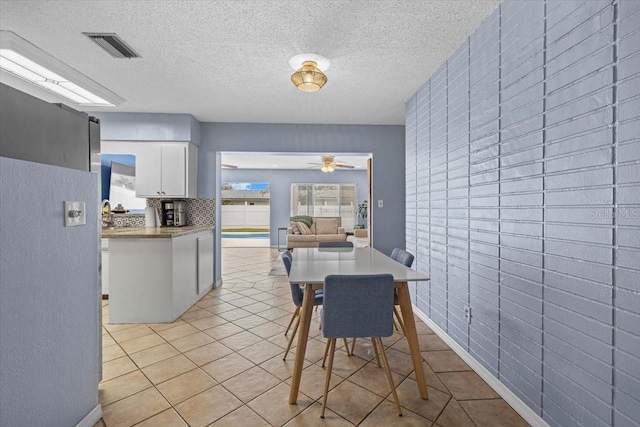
[350,248,415,355]
[317,241,354,248]
[281,251,349,359]
[320,274,402,418]
[282,251,323,360]
[390,248,415,334]
[391,248,414,268]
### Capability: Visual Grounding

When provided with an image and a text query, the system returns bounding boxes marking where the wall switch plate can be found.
[65,201,86,227]
[378,199,383,208]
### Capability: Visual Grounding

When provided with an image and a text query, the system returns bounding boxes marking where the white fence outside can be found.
[294,204,357,231]
[222,203,270,228]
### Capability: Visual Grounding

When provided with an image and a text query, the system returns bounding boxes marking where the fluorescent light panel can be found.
[0,50,112,105]
[37,81,93,103]
[0,31,123,107]
[0,49,65,80]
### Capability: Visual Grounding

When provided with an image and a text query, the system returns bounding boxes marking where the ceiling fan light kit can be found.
[314,155,356,173]
[321,162,334,173]
[289,54,330,93]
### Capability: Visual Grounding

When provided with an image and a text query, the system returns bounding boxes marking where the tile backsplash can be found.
[111,214,145,228]
[146,198,215,227]
[107,198,215,228]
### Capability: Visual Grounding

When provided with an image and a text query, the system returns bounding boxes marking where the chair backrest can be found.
[282,251,303,306]
[322,274,395,339]
[281,250,293,275]
[317,241,354,248]
[391,248,414,268]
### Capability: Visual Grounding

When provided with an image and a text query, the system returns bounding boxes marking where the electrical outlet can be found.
[464,304,471,324]
[378,199,383,208]
[65,201,86,227]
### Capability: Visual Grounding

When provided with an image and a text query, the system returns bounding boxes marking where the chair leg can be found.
[371,338,381,368]
[376,337,402,416]
[321,339,330,367]
[350,338,356,355]
[283,315,300,360]
[321,338,337,419]
[393,306,406,335]
[285,307,300,336]
[343,338,351,356]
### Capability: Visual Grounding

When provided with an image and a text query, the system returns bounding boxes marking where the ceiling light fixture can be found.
[0,31,124,107]
[321,160,335,173]
[289,53,330,93]
[291,61,327,92]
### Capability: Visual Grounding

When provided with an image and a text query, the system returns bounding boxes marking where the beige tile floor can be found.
[95,247,529,427]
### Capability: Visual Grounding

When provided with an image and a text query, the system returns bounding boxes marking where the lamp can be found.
[291,60,327,92]
[0,31,123,106]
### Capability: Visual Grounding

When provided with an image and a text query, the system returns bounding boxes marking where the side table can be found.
[277,227,288,251]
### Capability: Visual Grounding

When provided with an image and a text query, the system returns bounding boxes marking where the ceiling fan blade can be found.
[334,164,355,169]
[221,163,238,169]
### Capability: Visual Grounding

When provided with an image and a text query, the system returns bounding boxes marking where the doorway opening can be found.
[221,182,270,248]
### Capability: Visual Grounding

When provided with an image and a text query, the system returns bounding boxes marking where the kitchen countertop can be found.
[101,225,214,239]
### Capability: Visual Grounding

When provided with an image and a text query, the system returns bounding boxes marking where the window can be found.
[291,183,358,231]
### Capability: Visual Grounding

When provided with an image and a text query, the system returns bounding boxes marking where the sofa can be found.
[286,216,347,249]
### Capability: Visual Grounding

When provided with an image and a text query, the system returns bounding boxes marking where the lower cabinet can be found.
[108,229,214,323]
[197,234,214,294]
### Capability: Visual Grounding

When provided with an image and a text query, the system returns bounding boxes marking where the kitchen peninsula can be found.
[102,225,214,323]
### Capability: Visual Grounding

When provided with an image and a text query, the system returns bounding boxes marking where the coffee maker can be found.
[173,201,187,227]
[161,201,175,226]
[161,200,187,227]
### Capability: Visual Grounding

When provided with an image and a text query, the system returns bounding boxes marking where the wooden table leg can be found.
[288,283,315,404]
[396,282,429,399]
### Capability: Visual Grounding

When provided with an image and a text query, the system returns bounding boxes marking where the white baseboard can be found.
[413,307,550,427]
[75,404,102,427]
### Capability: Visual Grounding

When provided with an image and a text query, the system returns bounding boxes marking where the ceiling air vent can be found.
[83,33,140,59]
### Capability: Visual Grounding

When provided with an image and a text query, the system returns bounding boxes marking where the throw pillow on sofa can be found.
[296,221,313,235]
[314,218,339,234]
[289,222,301,234]
[290,215,313,227]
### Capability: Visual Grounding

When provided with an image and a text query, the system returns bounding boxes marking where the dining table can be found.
[287,246,431,404]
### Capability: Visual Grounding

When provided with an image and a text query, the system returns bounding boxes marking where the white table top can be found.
[288,247,429,284]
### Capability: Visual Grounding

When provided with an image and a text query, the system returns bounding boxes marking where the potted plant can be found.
[356,200,368,228]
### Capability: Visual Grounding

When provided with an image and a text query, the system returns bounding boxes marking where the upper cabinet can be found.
[102,141,198,198]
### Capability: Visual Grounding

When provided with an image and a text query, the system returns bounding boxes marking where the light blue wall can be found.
[222,168,368,246]
[405,1,640,426]
[0,157,99,426]
[201,122,404,285]
[190,115,202,146]
[199,122,404,253]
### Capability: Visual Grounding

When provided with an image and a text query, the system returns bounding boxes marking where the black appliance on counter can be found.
[161,200,187,226]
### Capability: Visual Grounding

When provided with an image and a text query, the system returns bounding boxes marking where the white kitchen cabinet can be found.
[135,142,198,198]
[107,227,214,323]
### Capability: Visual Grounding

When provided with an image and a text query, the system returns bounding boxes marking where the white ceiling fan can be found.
[307,155,355,173]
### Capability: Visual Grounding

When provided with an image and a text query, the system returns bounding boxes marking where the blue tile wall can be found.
[405,0,640,426]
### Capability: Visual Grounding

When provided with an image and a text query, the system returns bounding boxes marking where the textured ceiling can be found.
[0,0,501,125]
